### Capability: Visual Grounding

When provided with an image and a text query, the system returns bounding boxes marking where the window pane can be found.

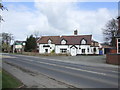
[118,43,120,53]
[118,39,120,42]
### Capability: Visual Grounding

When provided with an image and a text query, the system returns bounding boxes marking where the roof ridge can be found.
[41,35,92,37]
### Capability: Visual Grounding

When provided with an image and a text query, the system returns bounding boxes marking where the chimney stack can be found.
[74,30,78,35]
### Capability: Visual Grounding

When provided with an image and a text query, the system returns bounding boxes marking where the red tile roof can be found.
[37,35,92,45]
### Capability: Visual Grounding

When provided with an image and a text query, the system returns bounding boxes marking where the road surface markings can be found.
[23,58,106,75]
[7,54,119,74]
[30,57,119,73]
[10,55,120,73]
[5,57,118,87]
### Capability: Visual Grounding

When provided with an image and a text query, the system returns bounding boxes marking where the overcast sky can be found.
[1,1,118,43]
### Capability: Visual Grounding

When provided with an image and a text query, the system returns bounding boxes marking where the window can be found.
[87,48,89,52]
[61,39,67,44]
[48,39,52,44]
[118,39,120,42]
[118,43,120,53]
[82,49,85,54]
[118,39,120,53]
[43,45,50,47]
[60,49,67,53]
[93,48,96,52]
[81,39,87,44]
[45,49,48,53]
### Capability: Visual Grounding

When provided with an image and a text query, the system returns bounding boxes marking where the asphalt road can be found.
[2,53,119,88]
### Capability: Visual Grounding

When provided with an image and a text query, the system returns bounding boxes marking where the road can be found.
[2,53,119,88]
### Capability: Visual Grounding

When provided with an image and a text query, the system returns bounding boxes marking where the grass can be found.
[11,52,70,56]
[2,70,22,88]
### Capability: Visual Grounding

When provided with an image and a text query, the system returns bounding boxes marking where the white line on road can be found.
[26,57,119,74]
[3,54,119,74]
[23,58,106,75]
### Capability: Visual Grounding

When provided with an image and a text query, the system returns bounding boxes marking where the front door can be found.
[71,47,77,56]
[45,49,48,53]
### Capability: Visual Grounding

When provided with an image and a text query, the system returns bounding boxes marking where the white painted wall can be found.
[15,45,22,49]
[38,43,100,55]
[55,45,69,54]
[91,47,99,54]
[39,44,55,54]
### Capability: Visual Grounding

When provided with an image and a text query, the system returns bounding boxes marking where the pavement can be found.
[3,62,74,88]
[2,53,119,88]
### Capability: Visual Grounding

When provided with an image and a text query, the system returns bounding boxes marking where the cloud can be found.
[2,2,117,43]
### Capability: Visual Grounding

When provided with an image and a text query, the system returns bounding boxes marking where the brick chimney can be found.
[74,30,78,35]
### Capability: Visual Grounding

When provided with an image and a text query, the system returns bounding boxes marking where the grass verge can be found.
[2,69,22,88]
[0,69,2,90]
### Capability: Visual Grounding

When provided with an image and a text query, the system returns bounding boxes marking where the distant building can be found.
[37,30,101,56]
[100,44,113,54]
[13,41,26,53]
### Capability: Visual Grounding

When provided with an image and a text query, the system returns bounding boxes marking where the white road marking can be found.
[12,54,119,74]
[28,57,119,74]
[22,58,106,75]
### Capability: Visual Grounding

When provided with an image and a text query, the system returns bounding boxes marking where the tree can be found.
[24,35,37,52]
[0,32,14,52]
[102,18,118,46]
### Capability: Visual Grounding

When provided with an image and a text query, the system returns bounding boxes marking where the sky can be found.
[1,1,118,43]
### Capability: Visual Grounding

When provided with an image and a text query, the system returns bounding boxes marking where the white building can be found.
[37,31,100,56]
[13,41,26,53]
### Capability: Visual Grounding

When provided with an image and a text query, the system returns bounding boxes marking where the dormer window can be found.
[81,39,87,44]
[61,39,67,44]
[48,39,52,44]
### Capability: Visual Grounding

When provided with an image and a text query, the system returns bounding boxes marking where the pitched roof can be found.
[14,41,25,45]
[37,35,92,45]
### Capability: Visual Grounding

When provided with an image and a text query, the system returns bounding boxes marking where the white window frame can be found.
[117,38,120,53]
[60,48,67,53]
[48,39,52,44]
[81,39,87,44]
[61,39,67,45]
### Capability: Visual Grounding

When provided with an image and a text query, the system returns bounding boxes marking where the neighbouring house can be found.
[13,41,26,53]
[106,16,120,65]
[37,30,101,56]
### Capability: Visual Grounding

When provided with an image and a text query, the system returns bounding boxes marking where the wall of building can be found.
[39,44,100,56]
[39,44,55,54]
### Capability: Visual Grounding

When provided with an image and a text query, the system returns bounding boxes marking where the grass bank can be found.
[12,52,70,56]
[2,70,22,88]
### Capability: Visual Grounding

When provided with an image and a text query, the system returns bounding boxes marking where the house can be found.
[106,17,120,65]
[13,41,26,53]
[37,30,100,56]
[116,16,120,54]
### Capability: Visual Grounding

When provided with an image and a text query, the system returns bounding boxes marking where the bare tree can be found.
[33,30,40,38]
[0,2,8,22]
[102,18,118,46]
